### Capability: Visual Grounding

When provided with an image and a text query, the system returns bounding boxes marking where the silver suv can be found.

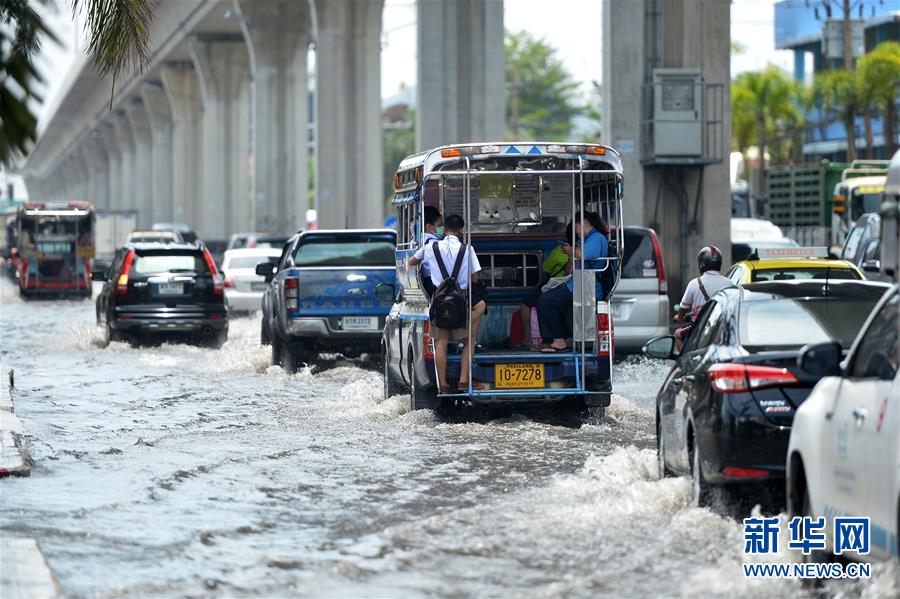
[612,227,669,352]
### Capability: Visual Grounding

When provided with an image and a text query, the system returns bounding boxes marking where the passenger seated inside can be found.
[516,222,573,350]
[537,211,609,353]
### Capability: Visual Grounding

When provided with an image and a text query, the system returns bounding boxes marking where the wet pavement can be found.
[0,279,897,597]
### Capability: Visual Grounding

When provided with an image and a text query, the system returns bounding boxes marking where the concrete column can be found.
[110,112,136,212]
[416,0,505,150]
[83,133,109,209]
[160,62,204,228]
[315,0,384,229]
[190,38,252,240]
[238,0,310,235]
[100,122,121,210]
[141,82,174,225]
[70,151,90,201]
[125,99,153,226]
[603,0,731,297]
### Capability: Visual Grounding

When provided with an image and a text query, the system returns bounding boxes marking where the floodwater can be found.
[1,279,896,597]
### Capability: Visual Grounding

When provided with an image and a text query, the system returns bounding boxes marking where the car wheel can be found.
[260,315,271,346]
[272,333,284,367]
[799,485,831,589]
[657,418,674,479]
[408,355,437,413]
[690,438,711,508]
[383,344,402,400]
[210,330,227,349]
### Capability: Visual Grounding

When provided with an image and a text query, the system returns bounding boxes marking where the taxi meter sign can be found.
[757,247,828,260]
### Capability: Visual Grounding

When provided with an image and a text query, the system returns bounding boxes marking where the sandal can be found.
[541,345,569,353]
[458,381,486,391]
[439,384,452,394]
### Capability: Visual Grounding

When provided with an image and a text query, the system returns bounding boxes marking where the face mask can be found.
[434,226,445,239]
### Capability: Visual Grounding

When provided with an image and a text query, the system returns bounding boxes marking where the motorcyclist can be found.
[673,246,731,347]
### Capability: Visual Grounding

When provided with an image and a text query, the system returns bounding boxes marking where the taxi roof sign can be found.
[757,247,828,260]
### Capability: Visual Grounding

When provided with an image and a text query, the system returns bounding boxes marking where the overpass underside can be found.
[21,0,505,240]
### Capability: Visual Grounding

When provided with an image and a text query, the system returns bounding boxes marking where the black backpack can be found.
[429,241,468,329]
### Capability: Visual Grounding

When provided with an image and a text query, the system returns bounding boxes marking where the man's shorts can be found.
[431,324,469,342]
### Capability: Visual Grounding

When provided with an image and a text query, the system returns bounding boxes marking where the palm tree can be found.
[731,68,800,201]
[857,41,900,157]
[0,0,156,166]
[813,69,859,161]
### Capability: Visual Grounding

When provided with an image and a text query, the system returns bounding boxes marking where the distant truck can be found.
[257,229,397,372]
[94,210,138,271]
[766,159,888,249]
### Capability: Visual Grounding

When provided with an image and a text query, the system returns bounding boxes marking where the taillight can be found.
[722,467,770,479]
[707,363,799,393]
[423,320,435,359]
[596,305,612,358]
[115,249,135,294]
[284,277,299,311]
[202,249,224,295]
[648,229,667,295]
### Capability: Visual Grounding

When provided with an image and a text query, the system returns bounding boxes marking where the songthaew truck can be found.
[766,160,888,250]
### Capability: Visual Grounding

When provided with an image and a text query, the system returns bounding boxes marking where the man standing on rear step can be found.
[412,206,443,297]
[409,215,487,393]
[673,245,732,349]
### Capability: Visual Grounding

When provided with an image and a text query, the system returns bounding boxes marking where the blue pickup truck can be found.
[258,229,397,371]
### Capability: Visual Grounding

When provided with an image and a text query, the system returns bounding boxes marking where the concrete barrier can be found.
[0,369,30,477]
[0,538,63,599]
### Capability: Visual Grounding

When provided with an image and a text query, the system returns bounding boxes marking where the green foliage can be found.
[71,0,159,100]
[505,30,580,140]
[813,68,860,159]
[0,0,57,166]
[731,67,801,153]
[383,108,415,205]
[857,41,900,107]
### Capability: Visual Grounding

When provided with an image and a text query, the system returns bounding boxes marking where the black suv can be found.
[93,242,228,346]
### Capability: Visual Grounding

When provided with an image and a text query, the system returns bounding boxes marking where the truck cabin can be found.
[393,144,623,356]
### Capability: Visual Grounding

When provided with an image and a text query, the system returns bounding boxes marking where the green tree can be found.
[813,68,859,161]
[731,68,800,197]
[383,107,415,206]
[0,0,57,166]
[857,41,900,157]
[506,31,580,140]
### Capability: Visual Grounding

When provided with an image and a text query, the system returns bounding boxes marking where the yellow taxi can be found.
[726,247,864,285]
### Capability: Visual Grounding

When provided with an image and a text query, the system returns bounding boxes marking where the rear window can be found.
[133,252,208,275]
[750,267,860,282]
[293,235,395,267]
[621,230,657,279]
[741,296,881,350]
[226,255,278,269]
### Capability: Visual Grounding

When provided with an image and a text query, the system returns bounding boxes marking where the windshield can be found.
[226,255,278,269]
[293,235,395,267]
[851,191,882,220]
[133,252,209,275]
[750,267,860,282]
[741,296,880,350]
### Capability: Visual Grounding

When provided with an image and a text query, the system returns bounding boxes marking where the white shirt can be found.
[414,232,440,276]
[680,270,732,313]
[421,235,481,290]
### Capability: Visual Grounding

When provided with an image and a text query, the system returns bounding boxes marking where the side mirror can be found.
[91,270,108,282]
[375,283,396,302]
[861,259,880,273]
[643,335,677,360]
[798,341,843,378]
[255,261,276,281]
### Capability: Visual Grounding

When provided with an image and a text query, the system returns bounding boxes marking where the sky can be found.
[36,0,795,124]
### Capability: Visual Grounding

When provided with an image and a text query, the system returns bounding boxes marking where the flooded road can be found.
[1,279,897,597]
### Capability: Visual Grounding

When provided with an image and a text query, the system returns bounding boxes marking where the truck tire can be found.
[272,333,284,367]
[408,355,437,412]
[260,316,271,346]
[282,339,305,374]
[383,344,402,399]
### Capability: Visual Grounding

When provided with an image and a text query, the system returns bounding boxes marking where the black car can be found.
[93,242,228,346]
[643,280,889,509]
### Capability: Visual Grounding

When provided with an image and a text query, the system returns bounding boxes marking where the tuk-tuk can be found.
[381,143,623,415]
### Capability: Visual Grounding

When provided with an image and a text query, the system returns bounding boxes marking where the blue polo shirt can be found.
[567,228,608,296]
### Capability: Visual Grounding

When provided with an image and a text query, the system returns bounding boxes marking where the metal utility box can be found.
[652,69,703,158]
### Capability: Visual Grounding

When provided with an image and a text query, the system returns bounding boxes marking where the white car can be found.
[787,284,899,562]
[221,248,282,313]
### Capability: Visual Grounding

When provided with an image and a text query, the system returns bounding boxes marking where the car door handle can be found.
[852,407,867,421]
